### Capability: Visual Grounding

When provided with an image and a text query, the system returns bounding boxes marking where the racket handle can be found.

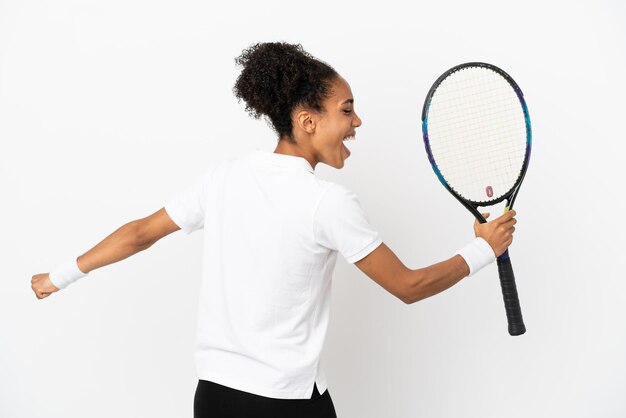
[496,250,526,336]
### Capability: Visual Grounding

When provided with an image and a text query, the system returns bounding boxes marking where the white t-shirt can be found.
[164,148,383,399]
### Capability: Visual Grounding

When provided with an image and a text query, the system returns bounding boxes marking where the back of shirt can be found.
[164,148,382,399]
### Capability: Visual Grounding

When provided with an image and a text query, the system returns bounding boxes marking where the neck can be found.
[273,137,317,169]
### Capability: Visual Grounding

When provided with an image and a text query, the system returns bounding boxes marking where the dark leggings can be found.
[194,379,338,418]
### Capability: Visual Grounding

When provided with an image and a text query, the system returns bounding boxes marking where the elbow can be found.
[402,294,417,305]
[402,268,426,305]
[130,220,151,250]
[402,292,423,306]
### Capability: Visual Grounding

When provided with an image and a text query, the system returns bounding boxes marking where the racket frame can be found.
[421,62,532,335]
[421,62,532,220]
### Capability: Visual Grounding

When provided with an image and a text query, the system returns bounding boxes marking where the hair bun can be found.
[233,42,337,140]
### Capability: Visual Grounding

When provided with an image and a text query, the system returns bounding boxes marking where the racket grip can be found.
[496,250,526,336]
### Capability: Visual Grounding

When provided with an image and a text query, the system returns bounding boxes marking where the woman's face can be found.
[309,75,362,169]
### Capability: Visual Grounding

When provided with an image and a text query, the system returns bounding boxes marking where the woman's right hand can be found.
[31,273,60,300]
[473,210,517,257]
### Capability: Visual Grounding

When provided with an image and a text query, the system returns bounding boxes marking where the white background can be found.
[1,0,625,417]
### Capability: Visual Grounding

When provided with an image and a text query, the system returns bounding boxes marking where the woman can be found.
[31,42,516,418]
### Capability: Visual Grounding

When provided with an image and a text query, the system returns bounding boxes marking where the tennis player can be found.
[31,42,517,418]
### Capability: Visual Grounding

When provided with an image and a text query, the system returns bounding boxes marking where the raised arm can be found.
[76,207,180,273]
[354,243,469,304]
[31,208,180,299]
[355,210,516,304]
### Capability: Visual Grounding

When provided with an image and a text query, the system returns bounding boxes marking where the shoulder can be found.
[201,155,238,178]
[313,180,362,217]
[317,180,358,201]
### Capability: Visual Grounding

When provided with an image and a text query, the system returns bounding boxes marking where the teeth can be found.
[343,135,355,141]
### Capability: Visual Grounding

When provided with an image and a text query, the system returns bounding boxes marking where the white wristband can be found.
[49,257,88,289]
[455,237,496,277]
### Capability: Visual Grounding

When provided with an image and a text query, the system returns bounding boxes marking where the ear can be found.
[293,109,317,135]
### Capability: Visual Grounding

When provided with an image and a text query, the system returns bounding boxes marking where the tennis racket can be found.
[421,62,531,336]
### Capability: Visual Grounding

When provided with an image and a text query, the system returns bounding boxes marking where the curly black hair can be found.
[233,42,338,142]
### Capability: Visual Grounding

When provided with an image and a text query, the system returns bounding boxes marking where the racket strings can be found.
[426,67,527,203]
[429,88,521,117]
[429,104,523,131]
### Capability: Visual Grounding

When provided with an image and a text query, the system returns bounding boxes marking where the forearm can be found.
[76,221,147,274]
[404,255,470,304]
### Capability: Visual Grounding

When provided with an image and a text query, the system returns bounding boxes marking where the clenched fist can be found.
[31,273,60,300]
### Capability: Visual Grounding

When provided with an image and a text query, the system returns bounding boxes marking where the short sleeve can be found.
[314,184,383,264]
[164,168,212,235]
